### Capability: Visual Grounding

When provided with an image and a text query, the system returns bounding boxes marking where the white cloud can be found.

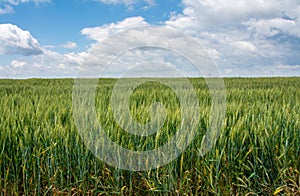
[2,0,299,77]
[164,0,300,76]
[2,50,88,78]
[277,64,300,70]
[166,0,300,35]
[62,42,77,49]
[244,18,300,38]
[176,0,300,26]
[95,0,134,6]
[44,45,55,49]
[273,64,300,76]
[166,15,195,33]
[81,16,148,42]
[0,24,43,55]
[1,0,51,14]
[94,0,155,9]
[78,13,299,77]
[144,0,155,5]
[78,0,300,77]
[11,60,26,68]
[0,5,13,14]
[166,0,300,40]
[62,51,87,65]
[0,23,89,78]
[33,50,87,70]
[233,41,257,53]
[206,48,221,59]
[3,0,51,5]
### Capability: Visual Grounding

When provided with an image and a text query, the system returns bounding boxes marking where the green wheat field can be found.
[0,78,299,195]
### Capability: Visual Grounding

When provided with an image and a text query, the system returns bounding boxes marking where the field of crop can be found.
[0,78,299,195]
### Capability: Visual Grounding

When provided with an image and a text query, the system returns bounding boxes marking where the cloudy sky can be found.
[0,0,300,78]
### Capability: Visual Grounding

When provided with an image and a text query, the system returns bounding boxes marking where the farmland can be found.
[0,78,299,195]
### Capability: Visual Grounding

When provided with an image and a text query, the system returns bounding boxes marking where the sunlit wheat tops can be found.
[0,78,299,195]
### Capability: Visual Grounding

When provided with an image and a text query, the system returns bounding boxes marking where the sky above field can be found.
[0,0,300,78]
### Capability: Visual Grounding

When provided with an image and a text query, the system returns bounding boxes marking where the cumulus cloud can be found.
[78,0,300,77]
[2,50,88,78]
[0,24,43,56]
[0,23,88,78]
[0,20,96,78]
[244,18,300,38]
[2,0,299,77]
[62,51,87,65]
[172,0,299,26]
[78,11,299,77]
[167,0,300,37]
[32,50,87,71]
[164,0,300,76]
[81,16,148,42]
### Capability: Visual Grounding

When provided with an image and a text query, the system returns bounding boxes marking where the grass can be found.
[0,77,299,195]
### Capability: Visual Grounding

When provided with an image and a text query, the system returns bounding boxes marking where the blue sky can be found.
[1,0,180,47]
[0,0,300,78]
